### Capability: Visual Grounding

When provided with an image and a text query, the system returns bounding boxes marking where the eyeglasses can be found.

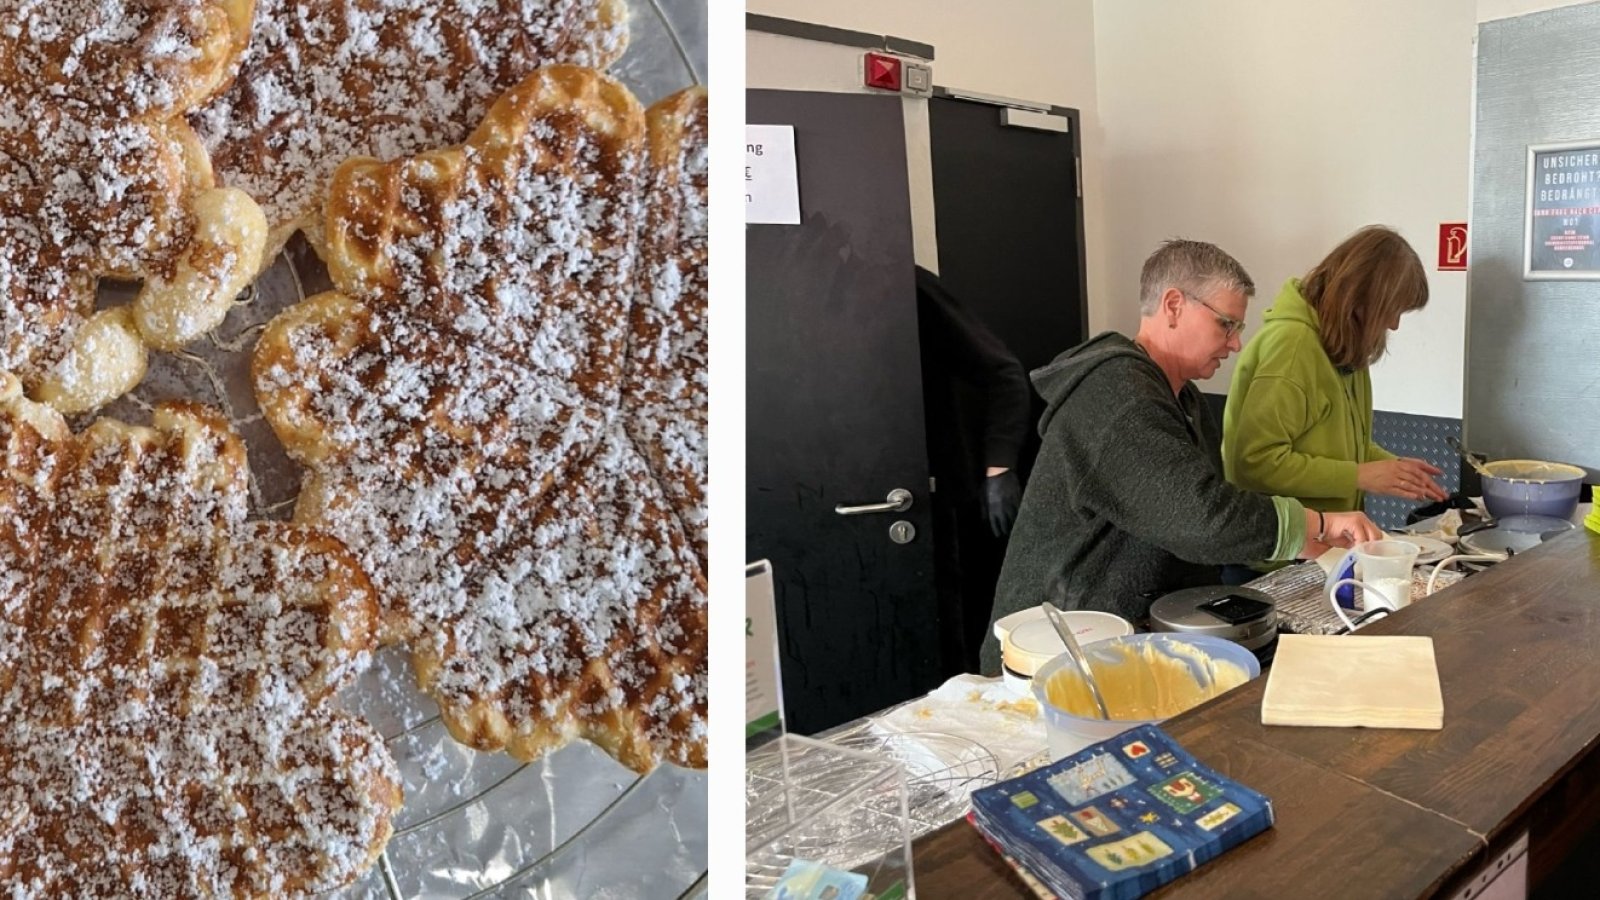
[1182,291,1247,339]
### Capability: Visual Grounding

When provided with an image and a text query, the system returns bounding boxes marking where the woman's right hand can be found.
[1319,510,1385,548]
[1357,458,1449,503]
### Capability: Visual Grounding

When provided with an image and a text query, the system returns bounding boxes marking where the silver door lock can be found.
[889,520,916,544]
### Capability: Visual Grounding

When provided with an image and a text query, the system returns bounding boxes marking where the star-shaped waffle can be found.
[0,1,268,413]
[192,0,628,262]
[0,374,400,897]
[254,66,706,772]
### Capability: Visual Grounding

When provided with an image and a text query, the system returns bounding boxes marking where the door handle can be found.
[835,488,913,516]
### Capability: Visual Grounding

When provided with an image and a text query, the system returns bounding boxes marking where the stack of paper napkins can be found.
[1262,634,1443,729]
[969,724,1273,899]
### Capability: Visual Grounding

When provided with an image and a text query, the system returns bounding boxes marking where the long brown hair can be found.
[1300,225,1428,369]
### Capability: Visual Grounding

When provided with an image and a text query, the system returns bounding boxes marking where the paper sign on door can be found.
[747,125,801,225]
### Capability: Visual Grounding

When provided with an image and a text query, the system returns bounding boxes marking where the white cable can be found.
[1425,554,1503,597]
[1329,549,1501,634]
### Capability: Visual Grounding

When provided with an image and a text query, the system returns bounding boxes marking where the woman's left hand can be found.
[1357,457,1449,503]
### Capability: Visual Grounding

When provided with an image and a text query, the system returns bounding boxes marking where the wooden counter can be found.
[913,527,1600,898]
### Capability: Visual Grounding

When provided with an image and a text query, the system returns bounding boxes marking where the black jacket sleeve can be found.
[914,268,1030,471]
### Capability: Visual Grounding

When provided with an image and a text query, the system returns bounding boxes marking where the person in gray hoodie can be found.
[981,239,1382,676]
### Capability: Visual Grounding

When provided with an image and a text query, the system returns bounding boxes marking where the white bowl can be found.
[996,609,1133,695]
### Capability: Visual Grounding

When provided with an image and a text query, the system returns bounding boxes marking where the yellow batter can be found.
[1043,639,1249,720]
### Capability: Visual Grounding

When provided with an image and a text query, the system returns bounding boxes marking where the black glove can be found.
[981,470,1022,538]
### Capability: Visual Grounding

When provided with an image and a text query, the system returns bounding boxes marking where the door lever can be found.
[835,489,913,516]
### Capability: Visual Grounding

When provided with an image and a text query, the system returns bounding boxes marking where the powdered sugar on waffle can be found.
[2,1,224,117]
[0,1,263,409]
[0,105,182,382]
[627,91,707,562]
[191,0,629,248]
[0,388,400,897]
[255,70,706,771]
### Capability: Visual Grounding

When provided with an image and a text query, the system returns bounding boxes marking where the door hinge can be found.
[1075,155,1082,199]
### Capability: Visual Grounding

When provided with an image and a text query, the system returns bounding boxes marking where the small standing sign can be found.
[1525,140,1600,279]
[746,124,801,225]
[746,560,784,739]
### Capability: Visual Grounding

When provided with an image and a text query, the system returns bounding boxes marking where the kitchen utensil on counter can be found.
[1477,459,1586,520]
[1148,585,1278,663]
[1447,435,1493,479]
[1040,603,1110,720]
[996,609,1133,696]
[1030,633,1261,758]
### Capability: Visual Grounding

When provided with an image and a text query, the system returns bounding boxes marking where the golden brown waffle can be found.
[630,86,708,564]
[254,67,706,772]
[0,2,268,414]
[0,373,400,898]
[192,0,629,262]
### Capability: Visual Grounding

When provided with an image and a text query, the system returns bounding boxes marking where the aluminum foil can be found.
[88,2,707,896]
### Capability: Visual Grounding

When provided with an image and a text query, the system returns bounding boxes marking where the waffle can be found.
[0,374,400,897]
[0,2,268,414]
[630,86,709,564]
[253,67,707,772]
[191,0,629,264]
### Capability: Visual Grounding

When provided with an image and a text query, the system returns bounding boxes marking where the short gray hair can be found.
[1138,239,1255,316]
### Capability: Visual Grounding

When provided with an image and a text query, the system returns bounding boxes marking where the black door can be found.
[928,94,1087,377]
[746,89,943,735]
[920,94,1087,666]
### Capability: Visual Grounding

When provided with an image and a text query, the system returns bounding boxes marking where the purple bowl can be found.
[1481,460,1585,520]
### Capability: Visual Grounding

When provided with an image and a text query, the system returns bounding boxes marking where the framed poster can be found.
[1525,140,1600,279]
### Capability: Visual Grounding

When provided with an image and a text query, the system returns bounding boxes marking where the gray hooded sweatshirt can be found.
[981,332,1299,675]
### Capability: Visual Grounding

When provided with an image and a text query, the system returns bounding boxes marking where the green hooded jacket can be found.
[1222,278,1395,513]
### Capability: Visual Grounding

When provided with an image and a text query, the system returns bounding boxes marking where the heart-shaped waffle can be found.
[253,67,706,772]
[0,1,268,414]
[192,0,629,264]
[0,374,401,897]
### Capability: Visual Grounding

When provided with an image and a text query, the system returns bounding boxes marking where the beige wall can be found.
[1093,0,1475,419]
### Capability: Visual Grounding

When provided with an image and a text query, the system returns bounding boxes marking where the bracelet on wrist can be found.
[1315,510,1326,541]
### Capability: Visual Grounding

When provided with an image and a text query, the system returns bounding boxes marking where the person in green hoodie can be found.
[982,239,1382,676]
[1222,226,1448,524]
